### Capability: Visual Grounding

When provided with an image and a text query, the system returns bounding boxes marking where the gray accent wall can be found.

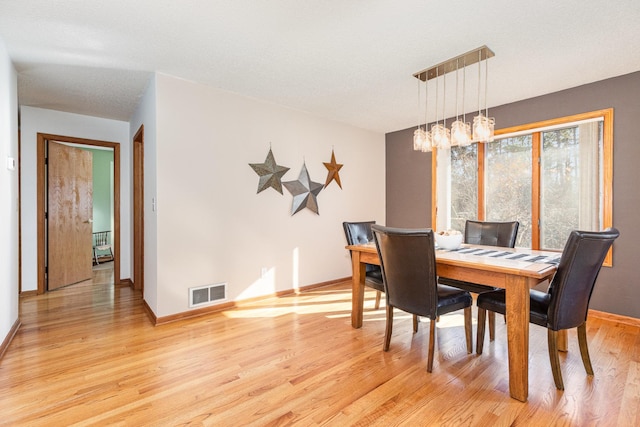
[385,71,640,319]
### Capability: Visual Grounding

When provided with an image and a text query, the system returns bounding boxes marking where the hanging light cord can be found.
[455,59,459,121]
[434,67,439,127]
[477,50,482,117]
[424,76,428,132]
[417,76,422,131]
[485,54,489,118]
[462,58,466,123]
[442,67,446,127]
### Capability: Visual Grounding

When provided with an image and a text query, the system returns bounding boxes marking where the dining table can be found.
[345,241,562,402]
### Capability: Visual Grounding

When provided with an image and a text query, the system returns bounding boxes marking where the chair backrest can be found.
[464,220,519,248]
[372,225,438,319]
[547,228,619,330]
[93,231,111,247]
[343,221,376,245]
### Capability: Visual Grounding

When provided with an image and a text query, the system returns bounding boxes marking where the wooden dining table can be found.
[346,242,560,402]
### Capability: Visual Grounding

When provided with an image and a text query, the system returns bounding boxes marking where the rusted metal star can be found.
[283,163,323,215]
[323,149,343,189]
[249,148,290,194]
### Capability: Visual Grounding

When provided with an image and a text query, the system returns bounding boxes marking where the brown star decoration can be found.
[323,149,343,189]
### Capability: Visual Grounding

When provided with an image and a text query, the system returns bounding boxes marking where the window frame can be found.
[432,108,614,266]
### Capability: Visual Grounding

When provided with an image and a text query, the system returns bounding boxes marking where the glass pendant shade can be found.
[431,123,451,149]
[421,130,433,152]
[473,113,495,143]
[413,127,433,152]
[413,128,425,151]
[451,120,472,146]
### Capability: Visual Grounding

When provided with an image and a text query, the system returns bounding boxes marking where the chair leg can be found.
[427,319,436,372]
[464,306,472,353]
[488,311,496,341]
[413,314,419,333]
[547,329,565,390]
[577,323,594,376]
[383,305,394,351]
[476,307,486,355]
[93,248,99,265]
[374,291,382,310]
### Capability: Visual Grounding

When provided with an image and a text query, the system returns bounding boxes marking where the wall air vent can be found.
[189,283,227,308]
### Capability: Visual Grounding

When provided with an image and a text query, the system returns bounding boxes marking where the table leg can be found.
[505,276,531,402]
[351,252,366,329]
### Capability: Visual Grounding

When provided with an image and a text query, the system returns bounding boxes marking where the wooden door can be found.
[48,141,93,290]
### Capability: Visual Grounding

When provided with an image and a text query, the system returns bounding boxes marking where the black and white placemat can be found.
[440,247,561,265]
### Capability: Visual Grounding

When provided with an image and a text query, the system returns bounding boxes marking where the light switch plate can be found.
[6,157,15,170]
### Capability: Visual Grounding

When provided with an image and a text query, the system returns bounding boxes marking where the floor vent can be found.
[189,283,227,308]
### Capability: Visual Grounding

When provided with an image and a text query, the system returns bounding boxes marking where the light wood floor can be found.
[2,266,639,426]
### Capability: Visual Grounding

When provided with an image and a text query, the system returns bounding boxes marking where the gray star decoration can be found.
[283,163,323,215]
[249,148,290,194]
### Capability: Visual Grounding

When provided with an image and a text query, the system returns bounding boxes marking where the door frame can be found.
[132,125,144,294]
[37,133,121,294]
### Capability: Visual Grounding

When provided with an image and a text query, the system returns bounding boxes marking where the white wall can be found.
[0,39,19,344]
[150,73,385,317]
[20,107,132,291]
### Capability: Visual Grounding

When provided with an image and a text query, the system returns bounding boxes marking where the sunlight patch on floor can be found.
[222,289,358,319]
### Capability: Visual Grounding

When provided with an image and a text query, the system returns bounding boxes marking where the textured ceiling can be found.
[1,0,639,133]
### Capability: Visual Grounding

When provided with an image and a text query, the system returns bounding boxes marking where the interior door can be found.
[47,141,93,290]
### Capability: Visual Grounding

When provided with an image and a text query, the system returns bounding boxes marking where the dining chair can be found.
[372,225,473,372]
[439,220,519,342]
[476,227,619,390]
[343,221,384,309]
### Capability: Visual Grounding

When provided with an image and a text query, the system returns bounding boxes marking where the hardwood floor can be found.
[2,266,639,426]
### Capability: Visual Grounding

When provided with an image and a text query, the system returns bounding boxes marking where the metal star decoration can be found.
[323,149,344,189]
[249,148,290,194]
[283,163,323,215]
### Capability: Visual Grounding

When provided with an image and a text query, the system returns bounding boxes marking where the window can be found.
[449,144,478,232]
[484,135,534,247]
[433,109,613,265]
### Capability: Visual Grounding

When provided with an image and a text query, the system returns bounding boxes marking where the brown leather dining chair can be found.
[343,221,384,309]
[476,228,619,390]
[439,220,519,342]
[372,225,473,372]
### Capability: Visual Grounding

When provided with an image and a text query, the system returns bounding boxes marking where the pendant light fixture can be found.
[412,46,495,151]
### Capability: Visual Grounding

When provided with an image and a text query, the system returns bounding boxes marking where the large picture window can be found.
[434,109,613,265]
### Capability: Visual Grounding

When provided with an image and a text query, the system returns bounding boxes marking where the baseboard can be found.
[0,318,21,360]
[155,301,236,326]
[589,309,640,327]
[142,299,157,325]
[19,290,38,298]
[118,278,133,288]
[152,277,351,326]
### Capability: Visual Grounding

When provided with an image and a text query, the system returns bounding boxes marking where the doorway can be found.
[37,133,121,294]
[132,125,144,294]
